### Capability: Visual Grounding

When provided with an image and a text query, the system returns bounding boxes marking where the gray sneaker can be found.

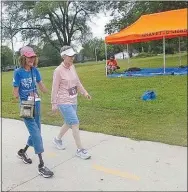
[53,137,65,150]
[76,149,91,160]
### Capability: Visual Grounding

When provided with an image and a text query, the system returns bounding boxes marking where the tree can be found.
[1,46,14,70]
[80,38,107,61]
[2,1,105,51]
[80,37,129,62]
[104,1,134,34]
[1,1,26,65]
[39,42,61,67]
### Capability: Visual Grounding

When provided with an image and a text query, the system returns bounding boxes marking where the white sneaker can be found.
[53,137,65,150]
[76,149,91,159]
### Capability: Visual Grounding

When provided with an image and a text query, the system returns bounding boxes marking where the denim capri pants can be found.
[23,101,44,154]
[58,104,79,126]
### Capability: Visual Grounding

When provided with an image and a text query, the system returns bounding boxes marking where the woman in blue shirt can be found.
[13,46,53,178]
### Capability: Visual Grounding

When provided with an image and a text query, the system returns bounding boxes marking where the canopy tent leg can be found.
[127,44,130,69]
[105,43,108,76]
[178,37,182,67]
[163,36,166,73]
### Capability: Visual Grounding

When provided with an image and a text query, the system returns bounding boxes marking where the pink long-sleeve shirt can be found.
[51,63,88,105]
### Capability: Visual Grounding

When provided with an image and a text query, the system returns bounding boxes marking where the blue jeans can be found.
[23,101,44,154]
[58,104,79,126]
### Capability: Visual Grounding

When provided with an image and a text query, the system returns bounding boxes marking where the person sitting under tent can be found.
[107,55,120,74]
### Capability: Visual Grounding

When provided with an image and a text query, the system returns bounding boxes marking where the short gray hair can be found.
[60,45,72,54]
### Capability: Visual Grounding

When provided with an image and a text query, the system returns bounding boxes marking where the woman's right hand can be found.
[52,104,58,113]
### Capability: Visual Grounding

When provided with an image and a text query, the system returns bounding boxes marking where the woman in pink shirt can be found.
[51,46,92,159]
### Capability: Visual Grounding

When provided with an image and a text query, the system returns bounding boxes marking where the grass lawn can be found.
[2,53,187,146]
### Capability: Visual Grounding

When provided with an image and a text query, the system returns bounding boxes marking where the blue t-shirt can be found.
[13,67,42,100]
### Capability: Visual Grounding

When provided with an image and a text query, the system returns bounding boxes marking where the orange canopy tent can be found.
[105,8,188,44]
[104,8,188,74]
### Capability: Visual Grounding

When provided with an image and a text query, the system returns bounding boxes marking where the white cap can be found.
[60,48,76,57]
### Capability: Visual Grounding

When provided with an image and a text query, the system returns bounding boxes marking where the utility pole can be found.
[11,34,15,67]
[95,47,97,62]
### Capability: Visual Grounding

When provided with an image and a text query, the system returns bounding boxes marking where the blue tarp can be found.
[108,67,188,78]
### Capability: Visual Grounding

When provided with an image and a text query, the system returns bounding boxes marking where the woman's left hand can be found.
[38,81,48,93]
[84,93,92,100]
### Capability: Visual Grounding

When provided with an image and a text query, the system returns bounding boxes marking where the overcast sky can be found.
[5,12,112,52]
[89,12,112,39]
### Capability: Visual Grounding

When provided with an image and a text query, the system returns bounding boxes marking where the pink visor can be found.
[20,46,36,57]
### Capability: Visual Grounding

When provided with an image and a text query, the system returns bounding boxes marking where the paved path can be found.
[2,118,187,191]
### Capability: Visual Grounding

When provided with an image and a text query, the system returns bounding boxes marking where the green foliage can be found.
[1,46,13,69]
[39,43,61,67]
[81,38,104,61]
[2,1,104,50]
[81,38,131,62]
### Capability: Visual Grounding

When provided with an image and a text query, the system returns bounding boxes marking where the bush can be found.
[165,47,175,54]
[135,52,157,58]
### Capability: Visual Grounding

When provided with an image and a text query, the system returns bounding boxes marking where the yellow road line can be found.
[46,152,57,157]
[93,164,140,181]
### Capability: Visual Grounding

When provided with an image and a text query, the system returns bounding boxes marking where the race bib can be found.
[68,86,77,98]
[28,93,41,101]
